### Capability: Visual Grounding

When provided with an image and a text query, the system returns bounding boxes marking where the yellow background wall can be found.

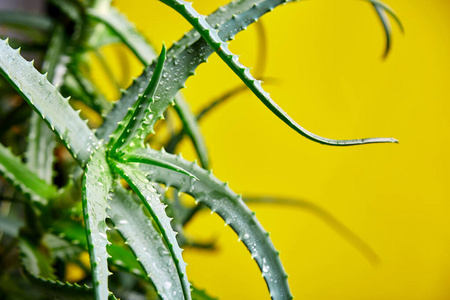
[112,0,450,299]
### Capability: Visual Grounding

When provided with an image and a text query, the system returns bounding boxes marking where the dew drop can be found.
[164,281,172,290]
[133,171,149,183]
[158,247,170,256]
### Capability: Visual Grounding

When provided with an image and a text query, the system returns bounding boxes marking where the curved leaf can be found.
[51,218,147,278]
[367,0,403,58]
[0,143,58,204]
[168,0,267,58]
[22,267,94,300]
[159,0,397,146]
[134,147,292,300]
[0,38,100,167]
[118,149,197,179]
[87,7,157,66]
[0,11,53,32]
[97,0,268,141]
[82,149,113,300]
[173,93,209,168]
[111,162,191,300]
[108,45,166,152]
[109,183,184,300]
[26,24,66,185]
[19,236,56,280]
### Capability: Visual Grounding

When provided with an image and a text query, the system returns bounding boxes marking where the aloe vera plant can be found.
[0,0,401,299]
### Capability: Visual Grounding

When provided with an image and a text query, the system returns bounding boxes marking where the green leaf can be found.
[87,7,158,66]
[0,38,100,167]
[0,11,53,32]
[0,143,58,204]
[92,1,271,168]
[108,45,166,152]
[22,267,94,300]
[26,114,57,185]
[51,218,147,276]
[109,183,185,299]
[117,149,197,179]
[367,0,404,32]
[65,63,112,115]
[106,244,146,278]
[168,0,266,58]
[81,149,113,300]
[367,0,403,58]
[111,163,191,300]
[135,147,292,300]
[51,220,88,249]
[97,0,268,141]
[173,93,209,169]
[26,24,66,185]
[48,0,84,40]
[42,233,84,262]
[19,236,56,280]
[159,0,398,146]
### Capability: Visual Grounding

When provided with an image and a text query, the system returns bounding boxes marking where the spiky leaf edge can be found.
[133,147,292,300]
[111,162,192,300]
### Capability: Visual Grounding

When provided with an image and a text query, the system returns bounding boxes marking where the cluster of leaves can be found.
[0,0,401,299]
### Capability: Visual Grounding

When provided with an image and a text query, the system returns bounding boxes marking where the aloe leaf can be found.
[87,7,158,66]
[19,236,56,280]
[88,6,210,169]
[90,0,267,168]
[25,114,56,184]
[135,147,292,300]
[168,0,266,58]
[111,162,191,300]
[106,244,147,278]
[26,24,66,185]
[117,150,197,179]
[42,233,83,262]
[97,0,268,141]
[108,45,166,152]
[51,218,146,277]
[81,149,113,300]
[254,20,268,78]
[367,0,403,32]
[22,267,94,300]
[48,0,84,40]
[0,143,58,204]
[109,183,185,299]
[368,0,403,58]
[51,220,88,249]
[66,62,112,115]
[159,0,397,146]
[0,38,100,167]
[0,11,53,32]
[173,94,209,168]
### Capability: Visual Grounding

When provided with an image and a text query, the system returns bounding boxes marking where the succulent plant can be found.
[0,0,401,299]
